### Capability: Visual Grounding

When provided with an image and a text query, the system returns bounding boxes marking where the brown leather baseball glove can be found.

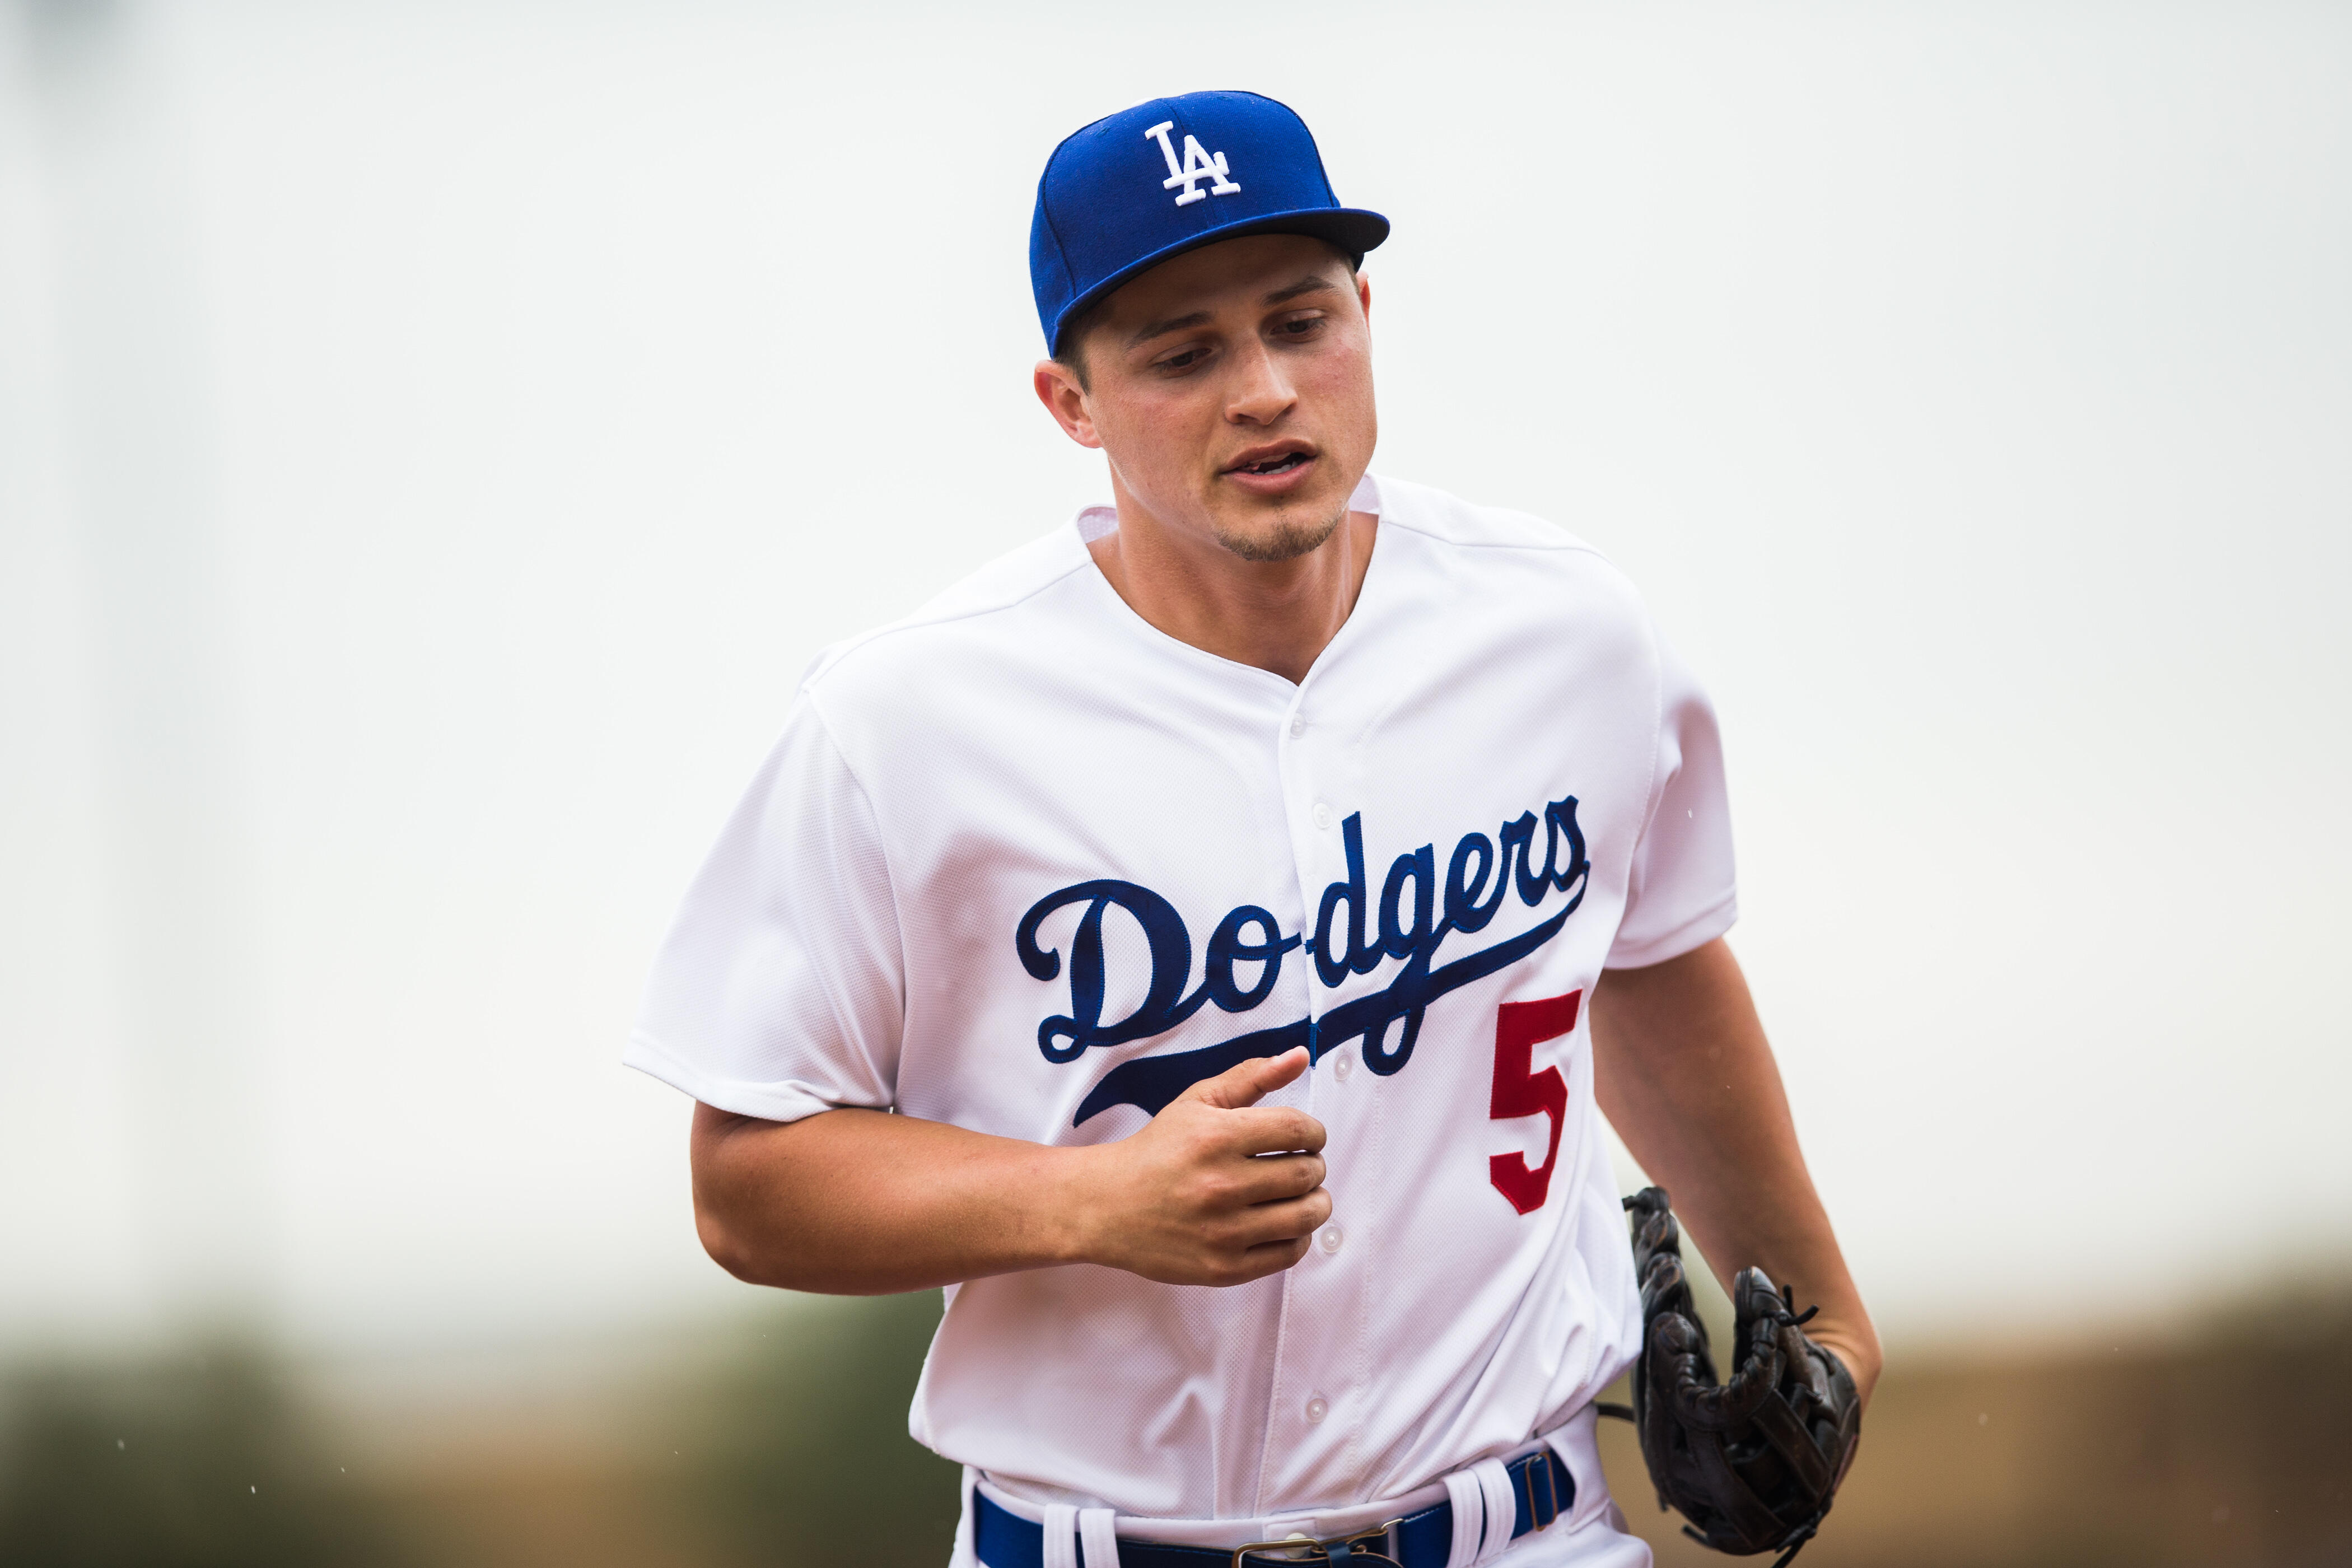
[1617,1187,1862,1566]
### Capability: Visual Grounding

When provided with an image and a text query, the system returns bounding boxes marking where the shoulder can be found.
[1368,472,1652,624]
[796,517,1102,707]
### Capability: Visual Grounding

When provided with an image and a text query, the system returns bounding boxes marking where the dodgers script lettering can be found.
[1015,796,1590,1124]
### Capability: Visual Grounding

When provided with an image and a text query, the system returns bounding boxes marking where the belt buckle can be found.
[1230,1521,1403,1568]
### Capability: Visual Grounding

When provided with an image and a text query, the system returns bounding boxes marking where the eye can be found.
[1273,313,1327,341]
[1155,346,1210,373]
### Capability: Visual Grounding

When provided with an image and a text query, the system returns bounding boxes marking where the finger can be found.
[1225,1189,1334,1248]
[1194,1234,1312,1288]
[1181,1047,1309,1111]
[1229,1235,1313,1282]
[1217,1151,1326,1205]
[1213,1104,1324,1157]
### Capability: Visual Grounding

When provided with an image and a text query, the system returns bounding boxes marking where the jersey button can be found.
[1319,1224,1345,1255]
[1304,1396,1329,1424]
[1333,1052,1354,1082]
[1312,801,1333,830]
[1289,713,1306,739]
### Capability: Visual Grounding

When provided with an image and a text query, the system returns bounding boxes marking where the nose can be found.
[1225,338,1296,427]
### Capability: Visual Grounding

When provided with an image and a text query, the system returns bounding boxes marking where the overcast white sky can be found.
[2,0,2348,1357]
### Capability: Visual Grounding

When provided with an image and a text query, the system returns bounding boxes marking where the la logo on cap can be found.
[1144,120,1241,207]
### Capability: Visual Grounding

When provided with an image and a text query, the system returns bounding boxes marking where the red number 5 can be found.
[1488,991,1581,1215]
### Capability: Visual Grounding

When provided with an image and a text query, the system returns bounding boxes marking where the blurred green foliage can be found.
[0,1340,395,1568]
[0,1295,964,1568]
[3,1285,2347,1567]
[679,1290,963,1568]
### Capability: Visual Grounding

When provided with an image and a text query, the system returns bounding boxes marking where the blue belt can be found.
[975,1449,1571,1568]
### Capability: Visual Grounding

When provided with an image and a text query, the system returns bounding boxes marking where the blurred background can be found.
[2,1,2348,1564]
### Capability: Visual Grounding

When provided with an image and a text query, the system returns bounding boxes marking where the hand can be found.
[1069,1047,1331,1286]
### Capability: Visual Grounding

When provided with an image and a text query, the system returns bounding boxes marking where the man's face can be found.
[1037,234,1376,563]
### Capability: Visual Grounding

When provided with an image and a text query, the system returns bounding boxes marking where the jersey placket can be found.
[1254,680,1370,1513]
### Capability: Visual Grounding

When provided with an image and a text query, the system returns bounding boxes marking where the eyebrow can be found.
[1126,309,1212,349]
[1263,273,1340,307]
[1123,274,1344,349]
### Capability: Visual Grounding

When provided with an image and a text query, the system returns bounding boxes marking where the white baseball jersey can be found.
[628,472,1736,1537]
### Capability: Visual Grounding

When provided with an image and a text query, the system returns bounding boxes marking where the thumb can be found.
[1181,1047,1309,1111]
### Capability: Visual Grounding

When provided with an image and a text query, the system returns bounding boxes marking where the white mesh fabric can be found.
[627,473,1739,1525]
[1604,631,1737,970]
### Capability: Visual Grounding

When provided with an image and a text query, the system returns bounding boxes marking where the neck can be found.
[1087,476,1378,685]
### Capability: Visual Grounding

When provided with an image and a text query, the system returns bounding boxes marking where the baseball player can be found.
[629,91,1880,1568]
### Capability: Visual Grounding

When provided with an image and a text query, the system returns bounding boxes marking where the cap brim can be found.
[1050,207,1390,356]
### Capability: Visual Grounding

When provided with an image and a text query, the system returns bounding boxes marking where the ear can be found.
[1033,360,1102,450]
[1356,270,1372,326]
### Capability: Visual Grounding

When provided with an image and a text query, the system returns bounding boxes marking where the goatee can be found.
[1212,503,1348,563]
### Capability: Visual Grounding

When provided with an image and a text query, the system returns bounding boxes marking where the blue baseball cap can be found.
[1029,91,1389,356]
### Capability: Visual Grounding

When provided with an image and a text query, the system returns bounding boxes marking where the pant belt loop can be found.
[1041,1504,1080,1568]
[1440,1470,1484,1568]
[1077,1508,1119,1568]
[1468,1458,1515,1565]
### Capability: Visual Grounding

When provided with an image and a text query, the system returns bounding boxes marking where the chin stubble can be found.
[1212,502,1348,564]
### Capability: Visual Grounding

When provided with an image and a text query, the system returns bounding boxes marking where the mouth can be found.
[1223,443,1317,480]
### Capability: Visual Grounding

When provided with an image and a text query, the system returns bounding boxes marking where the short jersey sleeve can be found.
[1606,631,1739,969]
[624,698,904,1122]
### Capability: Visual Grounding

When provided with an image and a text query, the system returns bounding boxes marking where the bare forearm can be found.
[688,1051,1331,1297]
[1591,938,1882,1399]
[692,1104,1088,1294]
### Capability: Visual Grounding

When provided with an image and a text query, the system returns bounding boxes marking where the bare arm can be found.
[689,1048,1332,1295]
[1591,937,1882,1406]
